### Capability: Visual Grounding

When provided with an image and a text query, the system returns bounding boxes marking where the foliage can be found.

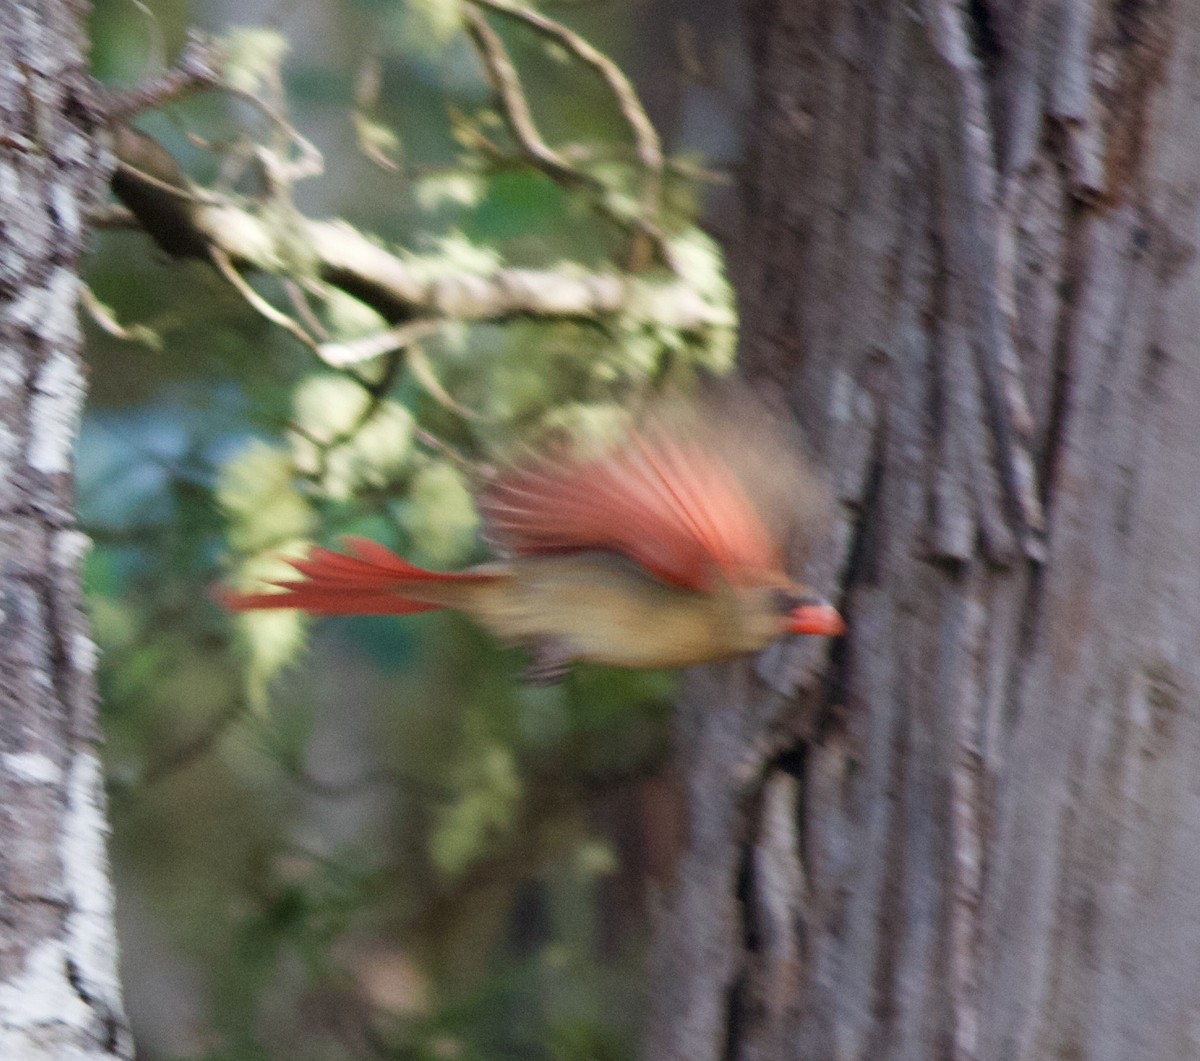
[84,0,738,1056]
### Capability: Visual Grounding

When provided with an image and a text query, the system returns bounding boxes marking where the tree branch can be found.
[109,127,729,342]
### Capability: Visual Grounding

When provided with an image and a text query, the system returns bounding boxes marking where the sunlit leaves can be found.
[216,444,316,702]
[353,112,404,170]
[416,170,488,213]
[289,374,414,500]
[404,458,479,565]
[616,228,737,376]
[321,286,389,340]
[218,441,315,553]
[485,347,558,423]
[410,229,504,281]
[431,738,521,877]
[668,226,738,356]
[403,0,466,53]
[228,551,311,707]
[220,26,290,95]
[534,402,626,453]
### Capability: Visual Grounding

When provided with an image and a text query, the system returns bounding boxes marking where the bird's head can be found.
[769,586,846,638]
[716,576,845,654]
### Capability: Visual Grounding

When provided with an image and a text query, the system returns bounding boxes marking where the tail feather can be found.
[218,536,497,616]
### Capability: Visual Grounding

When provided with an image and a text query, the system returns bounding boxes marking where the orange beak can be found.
[788,601,846,637]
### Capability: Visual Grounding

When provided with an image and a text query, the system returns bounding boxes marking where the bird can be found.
[218,387,844,682]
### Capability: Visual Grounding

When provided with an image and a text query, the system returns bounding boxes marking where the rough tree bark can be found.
[647,0,1200,1058]
[0,2,131,1057]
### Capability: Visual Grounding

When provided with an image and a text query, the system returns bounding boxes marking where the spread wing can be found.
[478,391,818,591]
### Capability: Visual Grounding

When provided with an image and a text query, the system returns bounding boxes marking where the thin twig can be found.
[462,8,597,192]
[317,319,443,368]
[221,81,325,186]
[470,0,663,180]
[468,0,666,263]
[413,425,476,472]
[209,246,320,351]
[102,33,221,122]
[286,281,334,342]
[80,285,163,349]
[86,204,140,229]
[353,56,402,173]
[407,342,483,420]
[115,157,217,203]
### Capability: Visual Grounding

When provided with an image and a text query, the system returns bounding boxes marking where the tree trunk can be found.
[0,3,131,1057]
[647,0,1200,1057]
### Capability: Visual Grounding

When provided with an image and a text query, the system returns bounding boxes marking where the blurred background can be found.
[84,0,750,1057]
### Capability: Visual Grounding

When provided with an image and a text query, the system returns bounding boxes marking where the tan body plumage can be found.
[395,551,802,669]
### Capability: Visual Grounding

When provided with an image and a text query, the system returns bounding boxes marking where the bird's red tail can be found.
[217,536,497,616]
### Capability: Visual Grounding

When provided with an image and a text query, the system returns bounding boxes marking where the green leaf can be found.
[404,459,479,565]
[290,375,414,500]
[415,171,487,213]
[218,442,315,554]
[402,0,465,51]
[431,741,521,877]
[228,547,312,706]
[322,287,388,340]
[352,113,403,168]
[220,27,290,95]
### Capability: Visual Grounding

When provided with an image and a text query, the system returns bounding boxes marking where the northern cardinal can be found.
[219,389,844,680]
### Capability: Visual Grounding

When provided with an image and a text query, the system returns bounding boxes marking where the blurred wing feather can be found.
[479,413,786,590]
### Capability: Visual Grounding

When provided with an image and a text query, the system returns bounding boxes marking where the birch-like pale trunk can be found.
[647,0,1200,1057]
[0,2,131,1056]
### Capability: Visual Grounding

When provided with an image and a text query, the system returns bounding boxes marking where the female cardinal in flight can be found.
[219,389,844,681]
